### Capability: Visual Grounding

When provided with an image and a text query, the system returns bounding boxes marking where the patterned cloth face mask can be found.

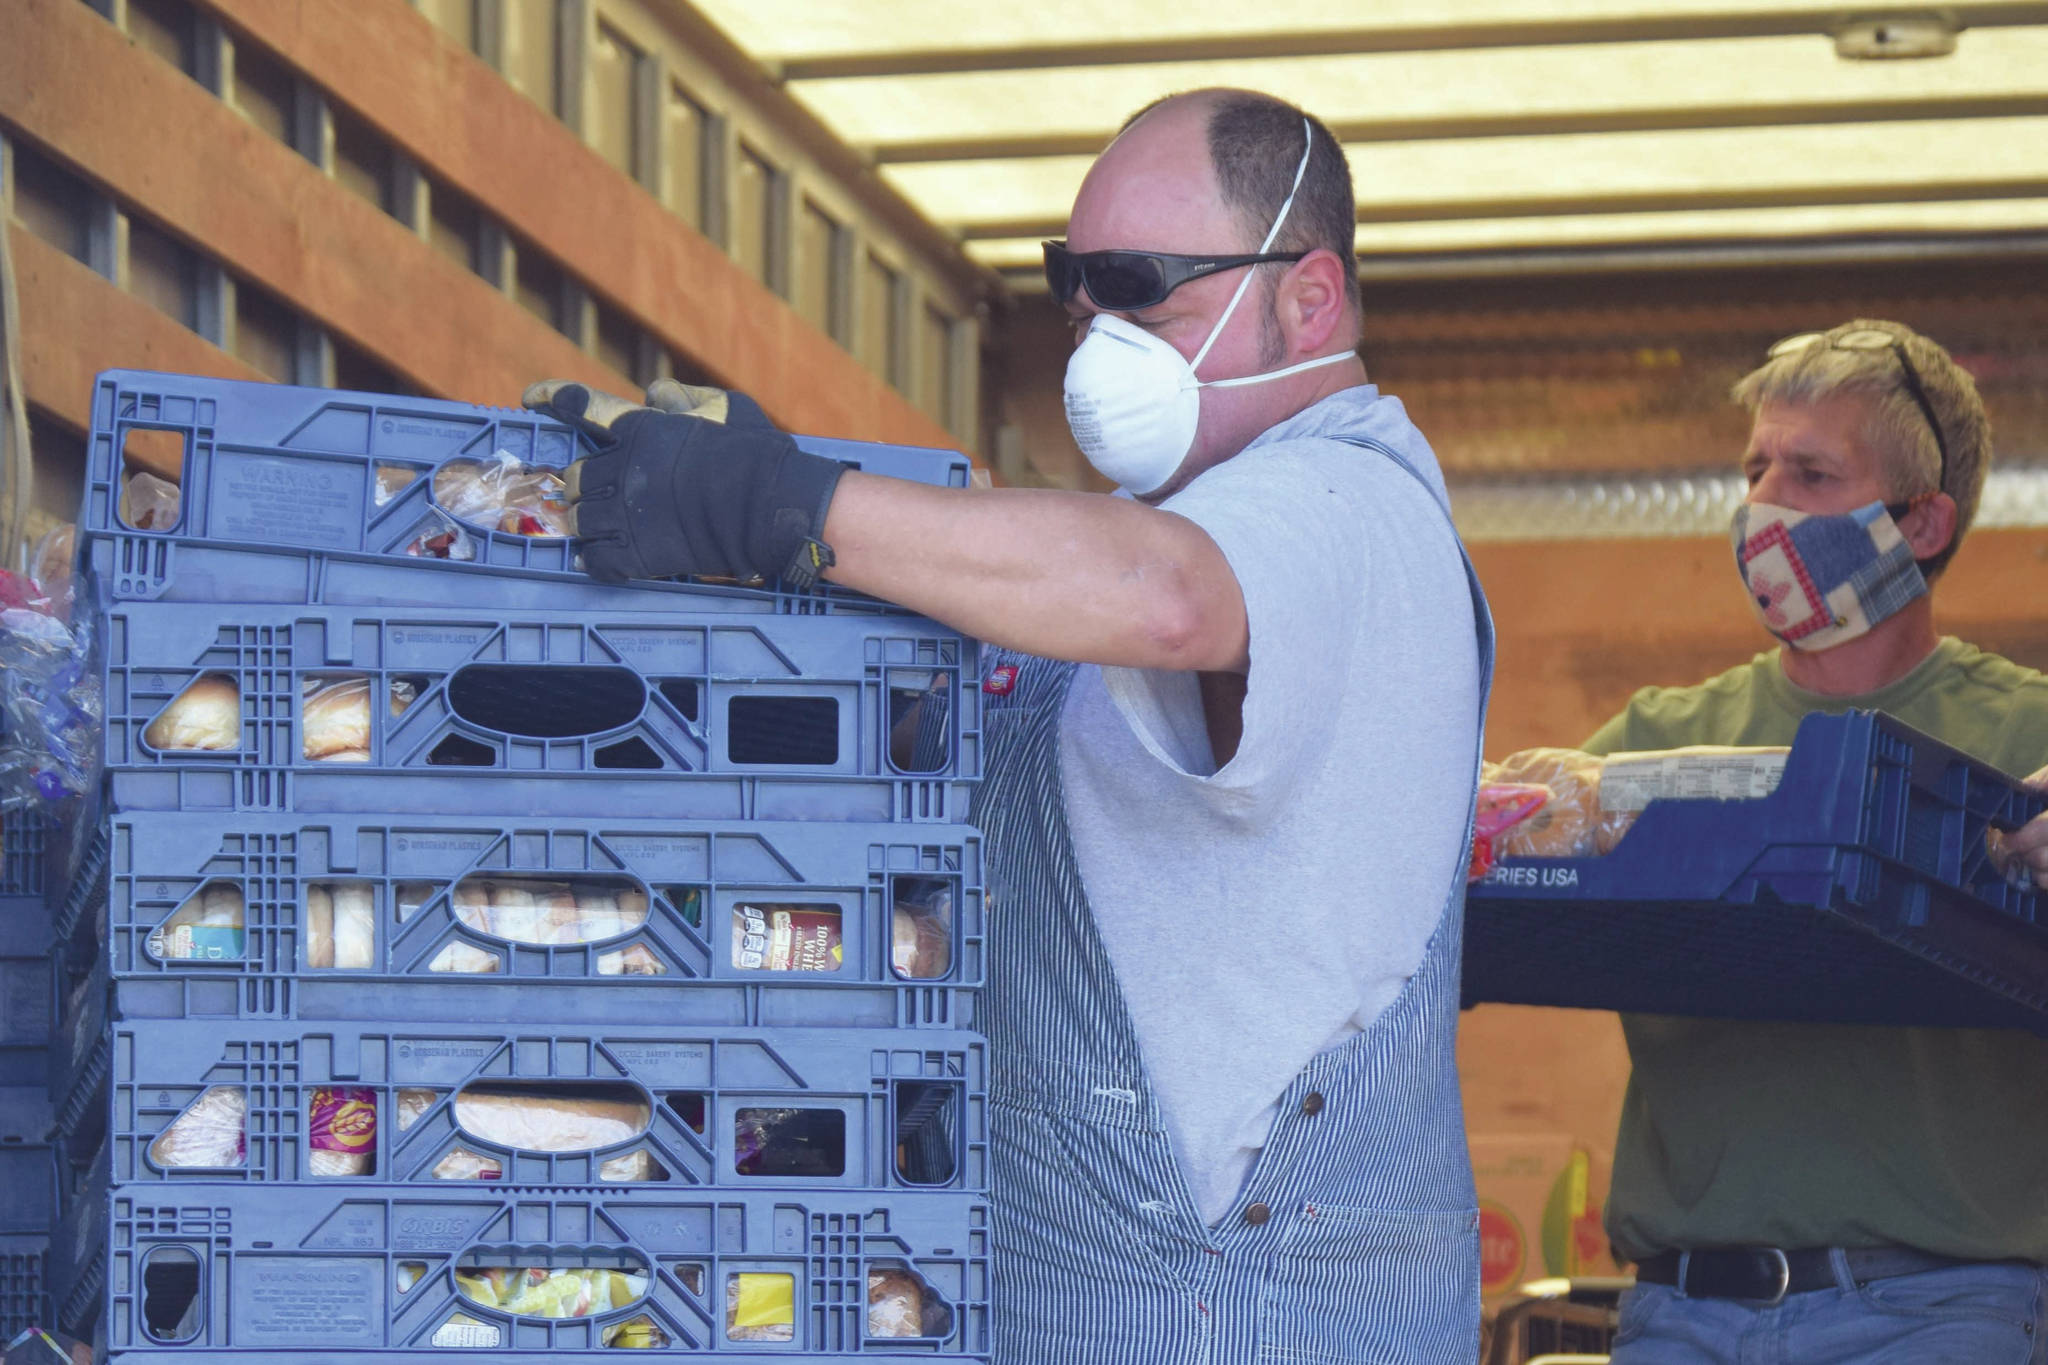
[1729,499,1928,652]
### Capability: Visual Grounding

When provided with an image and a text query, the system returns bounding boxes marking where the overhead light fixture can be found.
[1833,12,1959,59]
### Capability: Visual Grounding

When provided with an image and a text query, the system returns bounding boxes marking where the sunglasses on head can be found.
[1041,241,1308,312]
[1767,328,1950,492]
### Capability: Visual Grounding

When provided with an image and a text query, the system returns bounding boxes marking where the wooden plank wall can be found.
[2,0,962,448]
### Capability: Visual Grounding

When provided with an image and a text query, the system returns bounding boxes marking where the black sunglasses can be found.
[1768,329,1950,492]
[1042,241,1308,312]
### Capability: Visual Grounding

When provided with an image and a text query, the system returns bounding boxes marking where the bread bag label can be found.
[1599,748,1790,812]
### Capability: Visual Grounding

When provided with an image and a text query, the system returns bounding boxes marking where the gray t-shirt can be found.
[1059,385,1482,1224]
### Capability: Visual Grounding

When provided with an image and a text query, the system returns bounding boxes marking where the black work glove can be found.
[522,380,845,586]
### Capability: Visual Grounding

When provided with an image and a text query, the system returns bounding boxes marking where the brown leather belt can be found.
[1635,1246,1988,1305]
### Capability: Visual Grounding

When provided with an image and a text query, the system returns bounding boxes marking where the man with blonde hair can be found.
[1586,319,2048,1362]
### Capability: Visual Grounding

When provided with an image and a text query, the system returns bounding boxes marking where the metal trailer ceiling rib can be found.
[679,0,2048,284]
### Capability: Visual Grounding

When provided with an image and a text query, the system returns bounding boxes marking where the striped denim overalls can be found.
[972,438,1495,1364]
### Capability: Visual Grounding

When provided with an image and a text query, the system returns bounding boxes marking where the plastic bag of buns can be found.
[150,1085,247,1167]
[1475,745,1793,869]
[120,468,181,530]
[305,882,375,968]
[144,674,240,751]
[890,894,951,980]
[430,452,571,540]
[868,1266,948,1339]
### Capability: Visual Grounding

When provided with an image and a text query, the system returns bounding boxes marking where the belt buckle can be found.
[1677,1247,1793,1306]
[1741,1248,1792,1308]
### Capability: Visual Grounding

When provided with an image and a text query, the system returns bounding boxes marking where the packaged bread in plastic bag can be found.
[305,882,375,968]
[144,674,240,751]
[726,1272,796,1342]
[150,883,245,960]
[868,1267,948,1339]
[307,1085,378,1175]
[151,1086,247,1167]
[1475,745,1792,868]
[456,1265,648,1319]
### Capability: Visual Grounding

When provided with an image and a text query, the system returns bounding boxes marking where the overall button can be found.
[1300,1092,1326,1116]
[1243,1202,1271,1227]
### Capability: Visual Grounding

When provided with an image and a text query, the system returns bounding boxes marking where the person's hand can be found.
[1988,763,2048,891]
[521,380,844,586]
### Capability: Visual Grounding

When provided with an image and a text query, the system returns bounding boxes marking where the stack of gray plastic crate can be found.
[43,370,992,1363]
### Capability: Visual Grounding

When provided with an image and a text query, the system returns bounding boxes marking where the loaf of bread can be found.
[150,1085,246,1168]
[451,879,649,946]
[305,882,375,969]
[891,904,950,980]
[145,674,240,751]
[868,1268,936,1339]
[452,1086,648,1152]
[302,677,371,759]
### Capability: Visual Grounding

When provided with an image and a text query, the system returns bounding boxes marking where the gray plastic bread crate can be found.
[98,600,977,822]
[47,810,982,1098]
[85,368,972,616]
[57,1018,985,1199]
[52,1180,990,1359]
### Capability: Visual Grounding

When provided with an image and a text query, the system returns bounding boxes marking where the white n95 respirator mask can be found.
[1061,119,1355,497]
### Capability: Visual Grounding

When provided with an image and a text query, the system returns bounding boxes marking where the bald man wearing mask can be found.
[529,89,1491,1361]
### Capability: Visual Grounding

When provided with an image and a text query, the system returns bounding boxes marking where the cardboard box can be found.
[1470,1133,1621,1306]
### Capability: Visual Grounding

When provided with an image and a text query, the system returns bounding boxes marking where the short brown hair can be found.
[1731,319,1990,578]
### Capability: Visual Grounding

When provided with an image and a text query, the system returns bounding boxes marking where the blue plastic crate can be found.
[58,810,981,1039]
[1465,710,2048,1032]
[85,369,970,616]
[2,811,49,901]
[99,601,977,822]
[0,1233,50,1344]
[0,1140,56,1341]
[55,1180,989,1358]
[1,896,54,1095]
[59,1018,984,1199]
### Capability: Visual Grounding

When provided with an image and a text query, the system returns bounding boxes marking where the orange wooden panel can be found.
[193,0,962,452]
[3,0,629,412]
[11,223,261,462]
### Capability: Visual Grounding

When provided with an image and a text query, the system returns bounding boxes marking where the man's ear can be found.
[1276,248,1351,356]
[1901,491,1959,561]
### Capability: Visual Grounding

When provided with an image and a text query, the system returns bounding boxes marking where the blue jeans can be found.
[1610,1257,2046,1364]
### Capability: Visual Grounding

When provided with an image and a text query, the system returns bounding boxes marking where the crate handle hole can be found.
[594,737,663,769]
[140,1246,205,1343]
[446,664,645,739]
[734,1106,845,1177]
[892,1082,959,1186]
[119,426,189,530]
[427,734,496,766]
[727,695,838,766]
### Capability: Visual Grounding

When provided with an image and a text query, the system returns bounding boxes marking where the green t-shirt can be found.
[1583,637,2048,1263]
